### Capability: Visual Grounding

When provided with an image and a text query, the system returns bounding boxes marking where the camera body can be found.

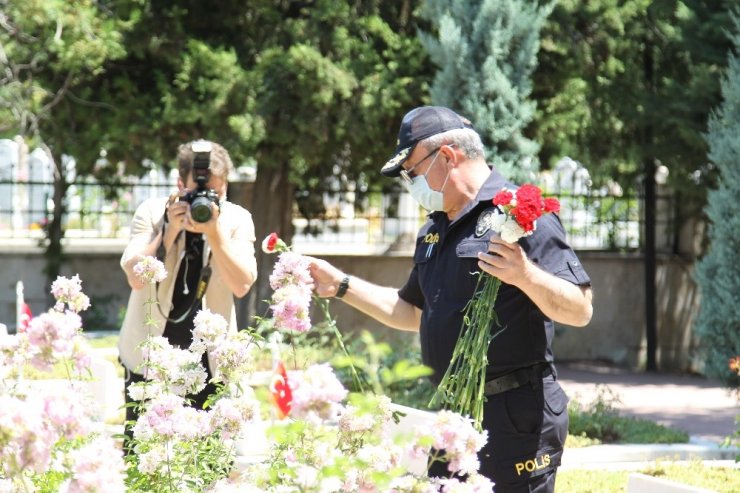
[184,140,219,223]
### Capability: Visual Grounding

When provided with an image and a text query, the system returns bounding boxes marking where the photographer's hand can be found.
[183,202,220,237]
[163,193,188,251]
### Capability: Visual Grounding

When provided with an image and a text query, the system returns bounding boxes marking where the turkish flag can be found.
[269,361,292,419]
[19,303,32,331]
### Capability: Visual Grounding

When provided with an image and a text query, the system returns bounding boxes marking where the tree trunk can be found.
[42,146,68,306]
[237,163,295,329]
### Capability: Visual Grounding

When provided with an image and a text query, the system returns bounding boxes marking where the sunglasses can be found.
[399,144,454,185]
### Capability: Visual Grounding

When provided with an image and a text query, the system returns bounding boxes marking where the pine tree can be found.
[419,0,554,182]
[694,14,740,389]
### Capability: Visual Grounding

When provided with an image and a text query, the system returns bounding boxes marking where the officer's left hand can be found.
[477,235,532,287]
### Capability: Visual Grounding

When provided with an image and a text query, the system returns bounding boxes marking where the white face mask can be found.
[403,174,445,211]
[401,151,450,211]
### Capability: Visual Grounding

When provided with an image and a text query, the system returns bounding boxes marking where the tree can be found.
[220,1,432,318]
[693,13,740,389]
[419,0,554,182]
[0,0,130,290]
[2,0,432,320]
[532,1,734,370]
[534,0,734,210]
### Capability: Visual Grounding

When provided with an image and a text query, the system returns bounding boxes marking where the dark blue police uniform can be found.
[398,169,591,492]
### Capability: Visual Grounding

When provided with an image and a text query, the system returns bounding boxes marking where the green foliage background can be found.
[694,13,740,389]
[1,0,739,376]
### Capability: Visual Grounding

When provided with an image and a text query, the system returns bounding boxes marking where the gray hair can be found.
[420,128,485,161]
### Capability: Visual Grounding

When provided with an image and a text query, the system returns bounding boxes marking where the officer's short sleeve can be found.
[398,263,425,309]
[522,213,591,286]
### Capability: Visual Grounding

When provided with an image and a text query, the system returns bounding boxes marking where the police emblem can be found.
[475,208,496,237]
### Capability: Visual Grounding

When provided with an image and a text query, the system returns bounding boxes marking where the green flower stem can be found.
[429,273,501,430]
[315,296,367,393]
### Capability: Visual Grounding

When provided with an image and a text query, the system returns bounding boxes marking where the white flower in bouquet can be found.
[136,443,169,475]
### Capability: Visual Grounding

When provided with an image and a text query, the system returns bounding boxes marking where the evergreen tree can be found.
[419,0,554,182]
[534,1,734,211]
[693,14,740,389]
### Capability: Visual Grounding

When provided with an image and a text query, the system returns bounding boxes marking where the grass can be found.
[557,461,740,493]
[567,384,689,445]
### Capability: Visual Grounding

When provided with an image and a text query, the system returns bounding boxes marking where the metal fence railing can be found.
[0,176,674,253]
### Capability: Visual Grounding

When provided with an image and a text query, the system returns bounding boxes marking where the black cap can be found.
[380,106,473,177]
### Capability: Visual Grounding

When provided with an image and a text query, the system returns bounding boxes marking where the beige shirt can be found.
[118,196,257,374]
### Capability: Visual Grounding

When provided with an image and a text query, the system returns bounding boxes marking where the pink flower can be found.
[426,410,488,477]
[21,310,83,371]
[50,275,90,313]
[269,252,313,290]
[288,363,348,423]
[209,331,257,384]
[269,252,314,332]
[210,395,260,439]
[133,256,167,284]
[270,285,312,333]
[67,437,126,493]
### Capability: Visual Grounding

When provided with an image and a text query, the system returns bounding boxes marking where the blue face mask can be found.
[401,151,450,211]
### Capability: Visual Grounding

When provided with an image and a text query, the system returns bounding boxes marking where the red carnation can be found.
[512,202,541,232]
[493,189,514,206]
[544,197,560,213]
[515,184,543,208]
[262,232,287,254]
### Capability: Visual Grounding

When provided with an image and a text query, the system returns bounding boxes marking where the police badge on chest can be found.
[475,207,497,238]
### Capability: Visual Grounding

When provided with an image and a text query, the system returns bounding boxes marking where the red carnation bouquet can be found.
[430,184,560,429]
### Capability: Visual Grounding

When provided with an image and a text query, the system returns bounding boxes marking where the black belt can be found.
[484,363,553,396]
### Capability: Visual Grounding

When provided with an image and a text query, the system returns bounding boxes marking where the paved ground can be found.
[556,361,738,445]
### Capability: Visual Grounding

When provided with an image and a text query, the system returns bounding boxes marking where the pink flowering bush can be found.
[268,252,313,333]
[0,275,126,492]
[0,255,494,492]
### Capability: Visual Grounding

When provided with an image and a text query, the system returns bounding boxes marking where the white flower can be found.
[499,218,526,243]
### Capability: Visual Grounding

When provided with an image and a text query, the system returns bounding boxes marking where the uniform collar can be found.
[433,168,510,225]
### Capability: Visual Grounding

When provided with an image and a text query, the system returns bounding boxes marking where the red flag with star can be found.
[269,361,292,419]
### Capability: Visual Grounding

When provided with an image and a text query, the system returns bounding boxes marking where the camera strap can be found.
[157,252,213,324]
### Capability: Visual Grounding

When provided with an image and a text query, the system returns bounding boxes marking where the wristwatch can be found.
[335,275,351,299]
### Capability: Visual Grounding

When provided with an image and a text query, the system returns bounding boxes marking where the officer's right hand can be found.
[305,256,345,298]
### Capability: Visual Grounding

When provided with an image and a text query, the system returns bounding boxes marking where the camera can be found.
[184,140,219,223]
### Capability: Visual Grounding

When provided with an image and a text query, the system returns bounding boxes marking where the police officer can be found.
[308,106,593,492]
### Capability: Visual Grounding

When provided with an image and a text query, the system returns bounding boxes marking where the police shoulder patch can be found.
[475,207,497,237]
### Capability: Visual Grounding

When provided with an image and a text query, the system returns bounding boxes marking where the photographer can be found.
[118,140,257,446]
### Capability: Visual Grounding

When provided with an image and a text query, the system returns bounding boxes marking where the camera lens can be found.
[190,196,213,223]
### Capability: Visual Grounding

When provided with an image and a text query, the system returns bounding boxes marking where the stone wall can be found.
[0,241,702,372]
